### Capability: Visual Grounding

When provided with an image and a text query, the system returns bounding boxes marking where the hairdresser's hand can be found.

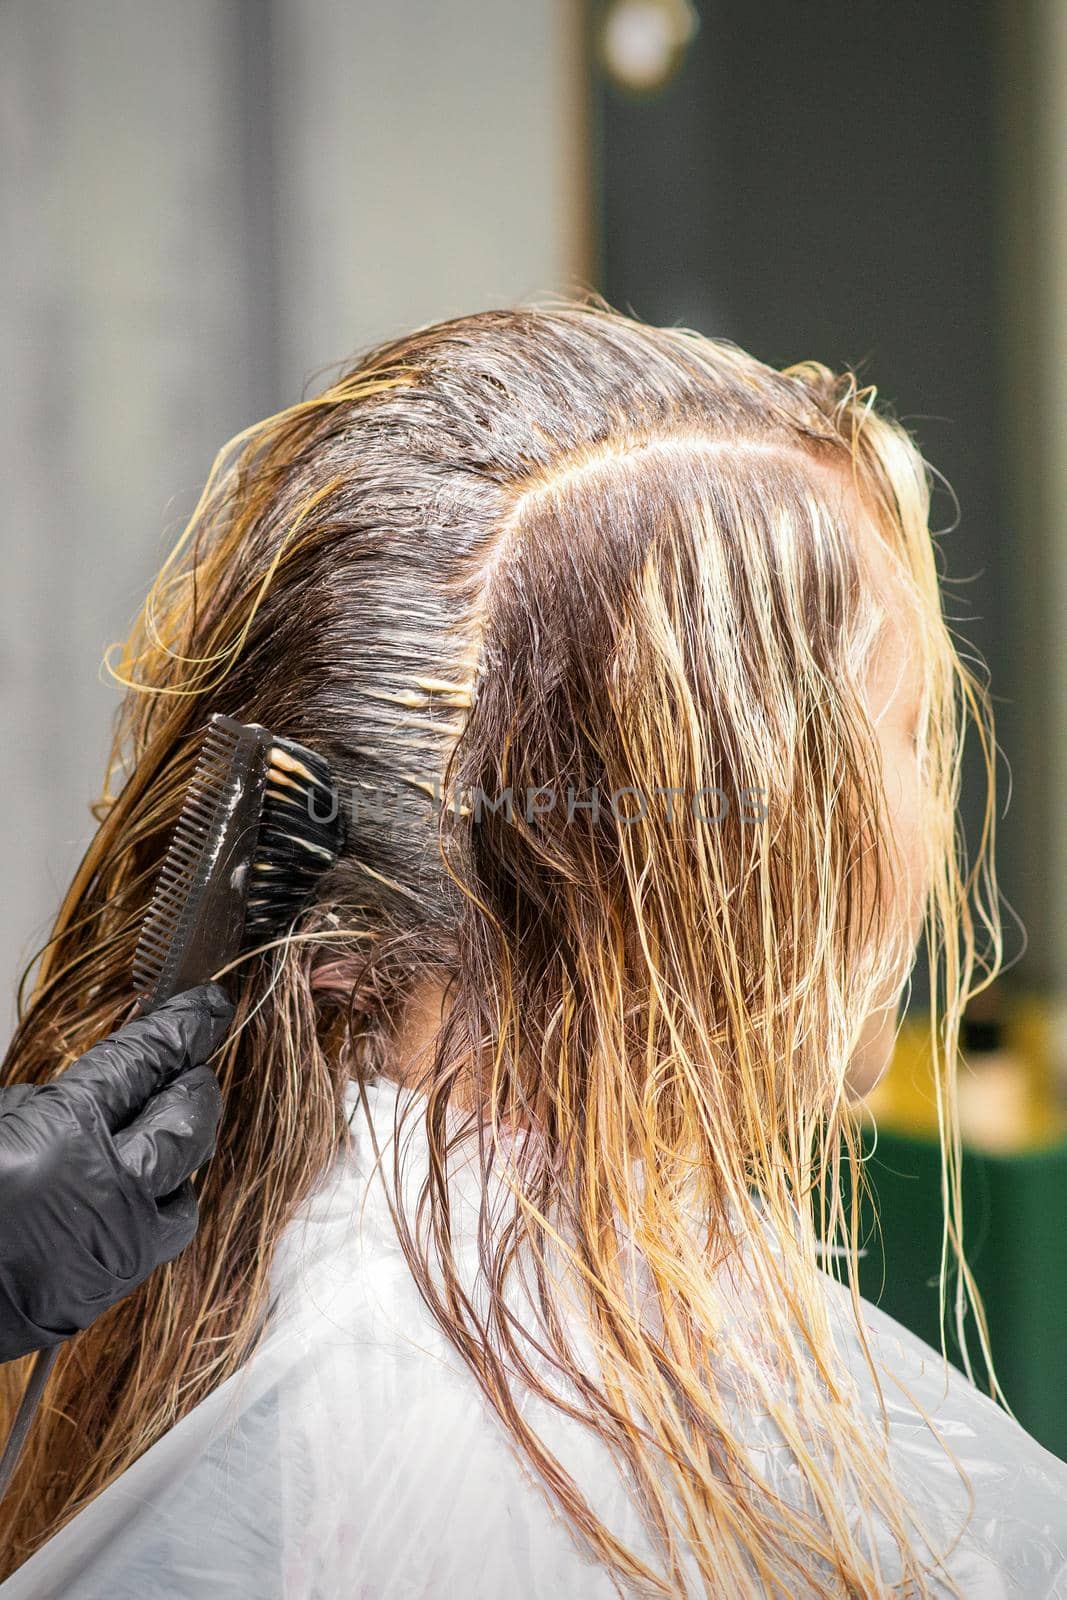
[0,983,233,1362]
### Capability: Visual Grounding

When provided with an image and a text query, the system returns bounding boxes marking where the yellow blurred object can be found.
[860,1014,940,1137]
[958,1044,1034,1152]
[858,993,1067,1152]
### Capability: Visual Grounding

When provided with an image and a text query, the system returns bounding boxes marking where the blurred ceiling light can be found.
[598,0,700,94]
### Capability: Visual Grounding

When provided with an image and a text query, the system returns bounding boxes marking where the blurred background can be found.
[3,0,1067,1450]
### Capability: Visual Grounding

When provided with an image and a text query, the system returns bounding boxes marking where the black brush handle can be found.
[0,1345,60,1500]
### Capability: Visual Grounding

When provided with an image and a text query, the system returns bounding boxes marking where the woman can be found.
[2,301,1065,1597]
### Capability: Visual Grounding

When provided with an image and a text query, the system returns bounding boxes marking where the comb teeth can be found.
[133,716,345,1010]
[133,717,270,1009]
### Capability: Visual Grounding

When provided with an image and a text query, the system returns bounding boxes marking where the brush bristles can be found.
[132,719,248,999]
[242,735,345,945]
[134,718,345,1005]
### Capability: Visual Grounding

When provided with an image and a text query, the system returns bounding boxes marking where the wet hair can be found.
[0,298,1001,1593]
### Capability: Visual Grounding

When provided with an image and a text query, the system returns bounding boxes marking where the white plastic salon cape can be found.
[4,1076,1067,1599]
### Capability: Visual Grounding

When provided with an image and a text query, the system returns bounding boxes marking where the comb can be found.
[132,714,345,1011]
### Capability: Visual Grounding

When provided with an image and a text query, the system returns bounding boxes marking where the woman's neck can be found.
[379,979,450,1089]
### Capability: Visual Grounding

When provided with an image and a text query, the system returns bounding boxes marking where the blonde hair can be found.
[0,299,1001,1593]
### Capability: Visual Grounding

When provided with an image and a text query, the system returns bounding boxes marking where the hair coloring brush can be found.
[133,713,345,1010]
[0,714,345,1501]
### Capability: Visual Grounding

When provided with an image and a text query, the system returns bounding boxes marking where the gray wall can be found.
[0,0,587,1038]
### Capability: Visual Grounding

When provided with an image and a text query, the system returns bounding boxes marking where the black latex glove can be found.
[0,983,233,1362]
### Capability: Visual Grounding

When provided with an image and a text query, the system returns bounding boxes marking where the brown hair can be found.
[0,299,1001,1593]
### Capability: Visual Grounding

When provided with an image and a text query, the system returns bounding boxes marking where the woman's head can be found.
[1,301,1000,1592]
[102,307,963,1090]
